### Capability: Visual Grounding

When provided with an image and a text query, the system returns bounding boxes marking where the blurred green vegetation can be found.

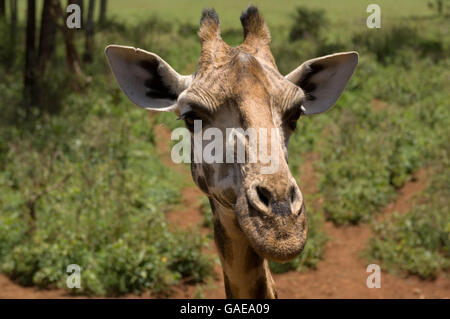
[364,160,450,279]
[0,0,449,295]
[0,11,214,295]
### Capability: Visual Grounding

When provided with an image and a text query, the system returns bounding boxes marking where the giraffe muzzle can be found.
[235,185,308,262]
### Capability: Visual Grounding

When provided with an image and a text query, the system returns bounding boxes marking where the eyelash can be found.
[285,106,302,131]
[179,111,203,132]
[179,105,302,132]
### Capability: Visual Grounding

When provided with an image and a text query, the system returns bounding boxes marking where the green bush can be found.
[317,54,449,224]
[0,16,214,295]
[0,103,214,295]
[352,24,449,65]
[168,231,213,282]
[365,164,450,279]
[0,113,214,295]
[352,25,419,64]
[289,7,327,41]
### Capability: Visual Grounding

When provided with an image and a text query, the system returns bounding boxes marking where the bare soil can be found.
[0,124,448,299]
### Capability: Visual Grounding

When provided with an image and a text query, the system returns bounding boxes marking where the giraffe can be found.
[105,6,358,298]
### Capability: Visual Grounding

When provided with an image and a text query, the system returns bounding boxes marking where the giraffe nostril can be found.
[289,185,297,204]
[256,186,271,207]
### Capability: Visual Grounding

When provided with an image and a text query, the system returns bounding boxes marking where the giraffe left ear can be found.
[105,45,193,111]
[286,51,358,115]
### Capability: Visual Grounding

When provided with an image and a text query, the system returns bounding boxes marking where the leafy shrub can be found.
[365,164,450,279]
[417,38,445,61]
[317,55,449,224]
[168,231,213,282]
[0,19,21,68]
[352,25,419,64]
[221,28,244,46]
[0,106,214,294]
[315,40,347,57]
[352,25,448,65]
[427,0,449,15]
[0,18,214,294]
[178,23,197,37]
[289,7,327,41]
[0,109,213,295]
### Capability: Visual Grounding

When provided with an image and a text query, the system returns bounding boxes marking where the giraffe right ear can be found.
[105,45,193,111]
[286,52,358,115]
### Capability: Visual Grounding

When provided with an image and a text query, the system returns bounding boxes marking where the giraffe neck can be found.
[210,199,277,299]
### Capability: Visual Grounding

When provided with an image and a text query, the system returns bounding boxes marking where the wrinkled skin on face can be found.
[180,49,308,262]
[236,187,308,262]
[235,175,308,262]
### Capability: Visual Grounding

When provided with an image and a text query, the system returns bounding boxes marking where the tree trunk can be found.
[55,0,83,85]
[6,0,17,71]
[99,0,107,25]
[0,0,5,19]
[83,0,95,63]
[24,0,37,108]
[9,0,17,36]
[38,0,58,75]
[77,0,84,27]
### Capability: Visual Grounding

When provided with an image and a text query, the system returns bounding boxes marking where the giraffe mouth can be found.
[235,189,308,262]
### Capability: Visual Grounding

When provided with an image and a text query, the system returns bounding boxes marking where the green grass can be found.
[107,0,432,27]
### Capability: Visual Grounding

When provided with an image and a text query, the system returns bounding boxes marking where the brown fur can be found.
[213,217,233,266]
[245,246,264,272]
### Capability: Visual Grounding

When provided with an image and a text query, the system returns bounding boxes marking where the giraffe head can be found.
[106,7,357,262]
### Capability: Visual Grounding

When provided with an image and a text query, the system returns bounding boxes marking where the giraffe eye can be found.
[180,111,202,132]
[284,106,302,131]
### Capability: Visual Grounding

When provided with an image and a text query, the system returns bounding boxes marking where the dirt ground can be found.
[0,123,448,299]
